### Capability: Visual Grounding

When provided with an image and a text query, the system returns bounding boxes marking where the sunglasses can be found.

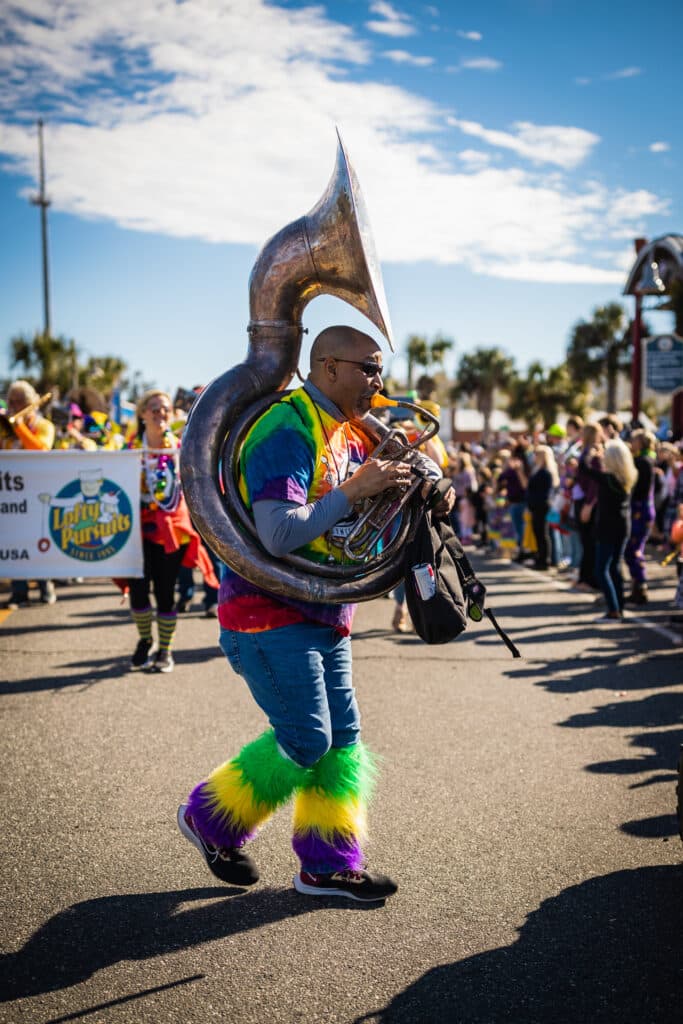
[319,357,384,378]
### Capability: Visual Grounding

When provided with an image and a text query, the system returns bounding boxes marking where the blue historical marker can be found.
[646,334,683,394]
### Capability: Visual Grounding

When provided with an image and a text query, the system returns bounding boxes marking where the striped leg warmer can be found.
[292,742,377,874]
[187,730,309,849]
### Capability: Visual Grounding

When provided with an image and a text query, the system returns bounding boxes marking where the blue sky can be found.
[0,0,679,394]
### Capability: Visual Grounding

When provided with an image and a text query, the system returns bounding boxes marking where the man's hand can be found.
[421,480,456,517]
[340,458,413,503]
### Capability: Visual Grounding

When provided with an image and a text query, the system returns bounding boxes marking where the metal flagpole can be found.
[30,118,52,338]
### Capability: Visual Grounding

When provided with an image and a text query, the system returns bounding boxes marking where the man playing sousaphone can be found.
[179,325,453,901]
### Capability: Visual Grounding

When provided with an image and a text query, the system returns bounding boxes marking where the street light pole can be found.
[630,237,648,426]
[30,119,51,338]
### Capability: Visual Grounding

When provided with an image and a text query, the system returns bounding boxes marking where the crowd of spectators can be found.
[439,412,683,625]
[3,378,683,638]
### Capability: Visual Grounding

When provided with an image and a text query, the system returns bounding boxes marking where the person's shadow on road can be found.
[355,864,683,1024]
[1,884,375,1003]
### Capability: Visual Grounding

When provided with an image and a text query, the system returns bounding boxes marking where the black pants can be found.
[530,504,550,567]
[129,540,188,614]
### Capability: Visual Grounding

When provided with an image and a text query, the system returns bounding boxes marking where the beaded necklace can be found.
[137,429,181,511]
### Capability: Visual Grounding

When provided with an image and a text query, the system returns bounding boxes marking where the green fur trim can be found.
[305,741,378,802]
[234,729,310,807]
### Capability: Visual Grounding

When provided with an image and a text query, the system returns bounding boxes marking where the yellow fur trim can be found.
[292,790,367,842]
[203,762,272,832]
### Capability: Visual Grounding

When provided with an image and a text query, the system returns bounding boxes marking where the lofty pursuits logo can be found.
[43,468,134,562]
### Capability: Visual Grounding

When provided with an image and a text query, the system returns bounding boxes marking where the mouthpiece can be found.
[370,394,399,408]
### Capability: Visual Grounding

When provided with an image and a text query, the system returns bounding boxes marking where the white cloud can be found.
[448,118,599,169]
[606,66,641,79]
[0,0,668,287]
[366,1,415,37]
[574,77,591,86]
[457,30,482,41]
[650,141,670,153]
[382,49,434,67]
[458,149,492,170]
[459,57,501,71]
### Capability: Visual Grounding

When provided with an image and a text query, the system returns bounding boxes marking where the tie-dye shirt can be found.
[218,384,375,635]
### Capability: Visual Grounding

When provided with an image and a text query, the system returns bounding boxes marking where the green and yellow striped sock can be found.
[131,606,153,641]
[157,611,177,652]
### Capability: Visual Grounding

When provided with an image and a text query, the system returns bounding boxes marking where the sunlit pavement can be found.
[1,557,681,1024]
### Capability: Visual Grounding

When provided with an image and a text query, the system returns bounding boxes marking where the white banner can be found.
[0,450,144,578]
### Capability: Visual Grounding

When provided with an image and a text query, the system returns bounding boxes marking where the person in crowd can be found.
[598,414,623,441]
[581,438,638,621]
[526,444,559,570]
[573,423,604,592]
[124,389,218,673]
[564,415,584,460]
[1,379,56,608]
[546,423,568,458]
[0,379,54,452]
[178,326,451,903]
[656,442,681,543]
[450,450,478,543]
[624,429,656,605]
[497,449,528,562]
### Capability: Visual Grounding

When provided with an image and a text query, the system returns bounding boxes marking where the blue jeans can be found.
[219,623,360,767]
[508,502,525,547]
[595,538,627,613]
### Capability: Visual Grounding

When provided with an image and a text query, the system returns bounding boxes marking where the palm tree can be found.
[454,347,516,441]
[10,331,129,399]
[508,361,589,428]
[566,302,642,413]
[429,333,454,368]
[10,331,78,395]
[405,334,430,390]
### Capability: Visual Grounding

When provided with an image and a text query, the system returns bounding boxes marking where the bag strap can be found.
[436,516,522,659]
[483,607,522,659]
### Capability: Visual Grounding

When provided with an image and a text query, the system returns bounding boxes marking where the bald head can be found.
[308,325,384,420]
[309,326,380,373]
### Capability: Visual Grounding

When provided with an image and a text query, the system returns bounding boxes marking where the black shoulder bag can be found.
[403,497,521,657]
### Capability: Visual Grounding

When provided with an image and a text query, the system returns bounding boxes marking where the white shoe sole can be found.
[153,658,174,673]
[292,873,386,902]
[177,803,204,855]
[130,647,156,671]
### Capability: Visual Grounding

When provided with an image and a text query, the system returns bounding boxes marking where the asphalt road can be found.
[1,555,682,1024]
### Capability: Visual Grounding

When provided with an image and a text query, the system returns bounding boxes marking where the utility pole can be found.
[30,119,51,338]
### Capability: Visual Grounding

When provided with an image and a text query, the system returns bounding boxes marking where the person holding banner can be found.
[1,380,57,607]
[124,389,218,673]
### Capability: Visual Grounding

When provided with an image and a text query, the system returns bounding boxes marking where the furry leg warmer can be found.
[291,741,377,873]
[187,729,309,849]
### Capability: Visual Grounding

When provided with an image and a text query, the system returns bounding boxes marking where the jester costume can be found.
[182,382,395,898]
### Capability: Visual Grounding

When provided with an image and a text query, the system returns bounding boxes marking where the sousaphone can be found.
[180,131,426,602]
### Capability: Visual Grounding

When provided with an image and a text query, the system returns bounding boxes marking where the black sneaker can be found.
[130,638,155,670]
[293,868,398,903]
[151,649,174,673]
[177,804,259,885]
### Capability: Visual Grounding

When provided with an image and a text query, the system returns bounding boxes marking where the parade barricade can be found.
[0,449,144,578]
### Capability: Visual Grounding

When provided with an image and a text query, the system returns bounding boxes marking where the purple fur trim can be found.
[292,830,364,873]
[186,782,254,850]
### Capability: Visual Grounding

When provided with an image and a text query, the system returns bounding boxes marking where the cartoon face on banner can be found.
[47,470,134,562]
